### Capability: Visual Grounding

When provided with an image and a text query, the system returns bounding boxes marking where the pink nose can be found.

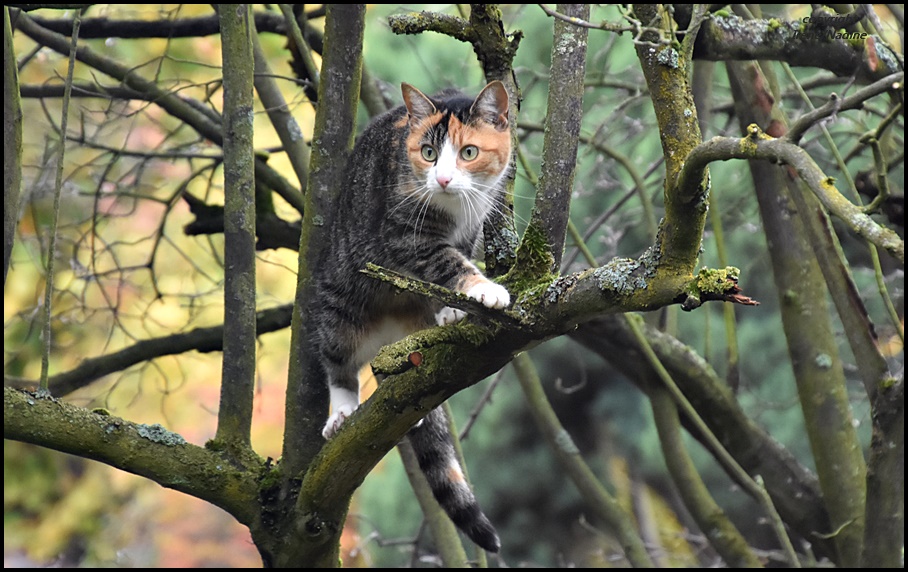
[436,174,452,188]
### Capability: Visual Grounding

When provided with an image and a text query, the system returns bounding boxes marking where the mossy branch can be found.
[696,12,901,82]
[3,6,22,287]
[216,3,258,458]
[678,128,904,266]
[360,263,526,331]
[389,11,475,43]
[632,4,708,274]
[4,387,262,526]
[283,2,365,483]
[516,4,589,275]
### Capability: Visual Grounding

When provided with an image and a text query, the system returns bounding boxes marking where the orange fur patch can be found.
[447,117,511,177]
[455,271,487,294]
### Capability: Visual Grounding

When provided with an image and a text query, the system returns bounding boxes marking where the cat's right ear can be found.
[402,83,437,127]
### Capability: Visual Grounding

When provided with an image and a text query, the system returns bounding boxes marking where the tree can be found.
[4,4,903,568]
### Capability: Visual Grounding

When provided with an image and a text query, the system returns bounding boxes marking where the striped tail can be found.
[406,407,501,553]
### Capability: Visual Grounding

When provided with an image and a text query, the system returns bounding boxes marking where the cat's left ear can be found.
[471,81,509,131]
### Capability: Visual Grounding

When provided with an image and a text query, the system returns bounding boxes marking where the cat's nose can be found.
[436,174,452,188]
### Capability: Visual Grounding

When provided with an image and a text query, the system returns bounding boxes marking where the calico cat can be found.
[309,81,512,553]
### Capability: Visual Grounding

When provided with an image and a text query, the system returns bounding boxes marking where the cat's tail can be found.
[406,407,501,553]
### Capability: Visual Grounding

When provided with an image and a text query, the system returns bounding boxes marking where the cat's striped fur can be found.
[310,81,511,553]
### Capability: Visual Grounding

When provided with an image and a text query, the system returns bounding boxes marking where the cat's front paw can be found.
[466,280,510,309]
[322,403,357,439]
[436,306,467,325]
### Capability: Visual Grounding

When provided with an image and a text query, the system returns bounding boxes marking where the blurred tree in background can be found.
[4,4,903,568]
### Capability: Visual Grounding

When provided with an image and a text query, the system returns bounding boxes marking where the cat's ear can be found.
[471,81,509,131]
[402,83,437,127]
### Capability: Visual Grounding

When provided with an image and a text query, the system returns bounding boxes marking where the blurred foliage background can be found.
[4,3,903,568]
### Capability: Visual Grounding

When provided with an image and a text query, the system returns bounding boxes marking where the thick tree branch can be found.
[694,12,901,82]
[216,3,257,457]
[516,4,589,274]
[4,387,262,526]
[274,5,365,567]
[632,4,708,276]
[3,6,22,286]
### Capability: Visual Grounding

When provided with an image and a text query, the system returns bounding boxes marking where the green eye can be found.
[421,145,437,162]
[460,145,479,161]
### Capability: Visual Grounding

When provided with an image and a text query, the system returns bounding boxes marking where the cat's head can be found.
[401,81,512,223]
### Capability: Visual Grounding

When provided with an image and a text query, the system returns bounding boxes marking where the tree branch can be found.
[678,128,904,266]
[516,4,589,274]
[5,305,293,396]
[275,6,366,566]
[216,3,257,457]
[3,6,22,286]
[21,10,316,40]
[632,4,708,275]
[694,12,900,82]
[4,387,262,526]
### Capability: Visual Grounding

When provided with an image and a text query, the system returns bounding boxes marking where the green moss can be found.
[696,266,740,295]
[371,320,495,376]
[506,223,558,304]
[513,223,555,279]
[205,438,227,452]
[258,465,283,490]
[879,377,898,391]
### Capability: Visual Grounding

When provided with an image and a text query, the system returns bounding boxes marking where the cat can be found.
[309,81,512,553]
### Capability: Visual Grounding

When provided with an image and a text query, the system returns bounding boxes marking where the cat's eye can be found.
[460,145,479,161]
[421,145,437,162]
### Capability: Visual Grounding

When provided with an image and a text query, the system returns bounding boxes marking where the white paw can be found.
[436,306,467,326]
[466,281,510,309]
[322,403,357,439]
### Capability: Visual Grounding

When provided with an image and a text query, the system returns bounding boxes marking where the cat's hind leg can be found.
[320,344,362,439]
